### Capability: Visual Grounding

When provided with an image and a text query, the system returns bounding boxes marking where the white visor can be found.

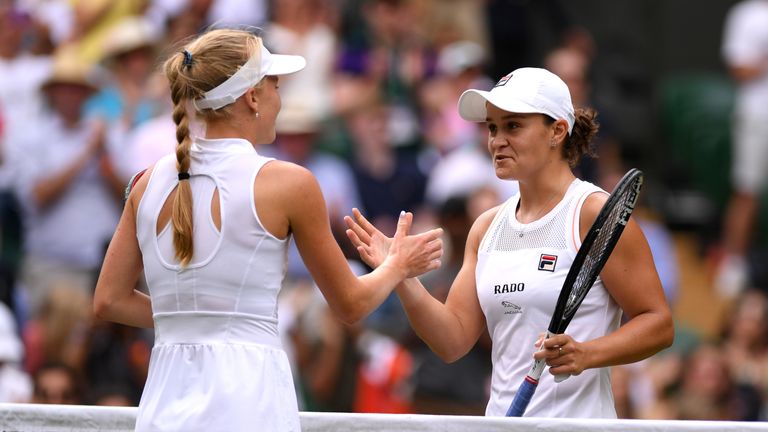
[193,43,306,111]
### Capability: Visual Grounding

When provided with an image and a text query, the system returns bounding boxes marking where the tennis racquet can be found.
[505,168,644,417]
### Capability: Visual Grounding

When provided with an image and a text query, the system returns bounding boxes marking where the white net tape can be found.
[1,404,768,432]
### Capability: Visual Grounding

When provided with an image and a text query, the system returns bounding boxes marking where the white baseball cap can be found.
[193,43,306,111]
[457,67,575,133]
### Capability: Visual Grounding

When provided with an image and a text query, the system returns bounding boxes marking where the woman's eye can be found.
[487,124,497,134]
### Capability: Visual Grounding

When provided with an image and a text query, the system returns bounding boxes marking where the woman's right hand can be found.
[345,208,443,278]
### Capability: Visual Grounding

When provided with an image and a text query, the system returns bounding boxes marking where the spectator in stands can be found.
[62,0,145,66]
[280,277,363,412]
[421,40,492,157]
[338,0,431,148]
[348,100,428,237]
[0,302,32,403]
[673,343,762,420]
[344,100,430,340]
[544,45,621,185]
[31,362,83,405]
[89,382,136,406]
[22,286,91,376]
[0,7,52,148]
[12,47,122,320]
[85,16,165,185]
[721,289,768,417]
[715,0,768,298]
[408,196,492,415]
[420,41,519,212]
[264,0,337,137]
[82,320,151,406]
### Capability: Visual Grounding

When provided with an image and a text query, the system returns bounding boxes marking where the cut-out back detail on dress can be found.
[133,137,299,431]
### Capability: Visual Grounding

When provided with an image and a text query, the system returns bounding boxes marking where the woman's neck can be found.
[516,167,576,223]
[205,120,253,143]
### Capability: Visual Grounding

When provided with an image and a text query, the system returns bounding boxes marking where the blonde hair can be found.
[162,29,263,266]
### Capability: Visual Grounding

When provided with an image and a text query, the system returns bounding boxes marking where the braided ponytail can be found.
[161,29,263,267]
[165,53,195,267]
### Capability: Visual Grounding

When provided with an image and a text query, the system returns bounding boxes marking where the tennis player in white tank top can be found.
[93,29,443,431]
[346,67,673,418]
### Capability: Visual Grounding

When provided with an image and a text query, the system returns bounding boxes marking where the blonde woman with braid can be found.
[93,28,443,431]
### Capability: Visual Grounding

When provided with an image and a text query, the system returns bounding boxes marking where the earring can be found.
[550,140,556,148]
[255,112,260,119]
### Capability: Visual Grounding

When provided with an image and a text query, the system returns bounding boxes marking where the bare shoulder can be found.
[467,204,504,247]
[259,160,317,189]
[257,160,325,214]
[473,204,503,231]
[579,190,609,235]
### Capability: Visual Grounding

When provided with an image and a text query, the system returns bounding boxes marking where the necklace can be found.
[514,178,572,238]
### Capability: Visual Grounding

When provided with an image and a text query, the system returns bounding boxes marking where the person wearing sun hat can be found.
[84,16,166,187]
[86,15,162,124]
[93,28,444,431]
[345,67,673,418]
[12,46,123,321]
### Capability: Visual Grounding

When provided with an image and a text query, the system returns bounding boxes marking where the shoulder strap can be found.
[124,168,148,202]
[478,194,518,253]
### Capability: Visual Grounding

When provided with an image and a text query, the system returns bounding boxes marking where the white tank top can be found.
[136,137,289,342]
[476,179,621,418]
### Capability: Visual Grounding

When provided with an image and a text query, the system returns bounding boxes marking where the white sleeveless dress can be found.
[134,137,300,431]
[476,179,622,418]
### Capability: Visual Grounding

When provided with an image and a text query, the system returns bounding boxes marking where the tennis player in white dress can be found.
[94,28,443,431]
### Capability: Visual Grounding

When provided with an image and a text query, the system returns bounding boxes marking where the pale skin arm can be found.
[267,162,443,325]
[345,207,495,362]
[535,193,674,377]
[92,167,153,328]
[93,161,443,329]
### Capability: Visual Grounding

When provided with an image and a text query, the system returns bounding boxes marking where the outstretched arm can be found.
[346,207,493,362]
[272,163,443,324]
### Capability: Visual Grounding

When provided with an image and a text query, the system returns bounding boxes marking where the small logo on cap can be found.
[494,72,513,87]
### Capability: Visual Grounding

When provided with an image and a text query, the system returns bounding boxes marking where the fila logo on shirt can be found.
[538,254,558,272]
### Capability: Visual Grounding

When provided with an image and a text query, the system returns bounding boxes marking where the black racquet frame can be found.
[506,168,644,417]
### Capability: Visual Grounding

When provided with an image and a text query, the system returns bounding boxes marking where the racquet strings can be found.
[559,183,637,331]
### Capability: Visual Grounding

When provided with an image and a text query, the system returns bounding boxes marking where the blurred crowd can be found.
[0,0,767,422]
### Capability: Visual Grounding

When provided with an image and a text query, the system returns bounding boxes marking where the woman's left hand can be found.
[534,333,588,378]
[344,208,393,269]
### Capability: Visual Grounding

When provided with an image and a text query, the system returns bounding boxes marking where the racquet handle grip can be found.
[506,376,538,417]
